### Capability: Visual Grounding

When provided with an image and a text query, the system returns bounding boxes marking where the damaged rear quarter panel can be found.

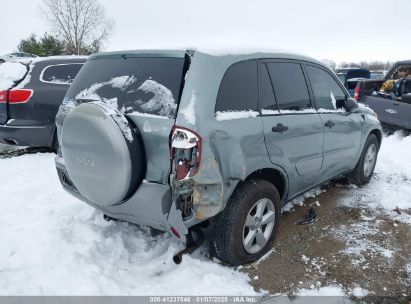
[174,52,297,224]
[190,120,270,221]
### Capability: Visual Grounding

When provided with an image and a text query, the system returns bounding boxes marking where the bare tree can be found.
[321,59,337,71]
[40,0,114,55]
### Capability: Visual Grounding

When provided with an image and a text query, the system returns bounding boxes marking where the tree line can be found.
[322,59,393,72]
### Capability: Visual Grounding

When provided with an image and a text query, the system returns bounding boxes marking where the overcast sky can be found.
[1,0,409,63]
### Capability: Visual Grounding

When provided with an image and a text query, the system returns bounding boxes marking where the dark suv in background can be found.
[355,60,411,130]
[337,68,370,97]
[0,56,86,150]
[55,50,382,265]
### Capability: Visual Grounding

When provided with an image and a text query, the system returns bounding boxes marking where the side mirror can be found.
[344,98,359,112]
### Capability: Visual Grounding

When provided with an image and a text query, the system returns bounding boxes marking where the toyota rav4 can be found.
[55,50,382,265]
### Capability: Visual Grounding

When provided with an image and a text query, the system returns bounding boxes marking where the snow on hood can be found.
[0,62,27,91]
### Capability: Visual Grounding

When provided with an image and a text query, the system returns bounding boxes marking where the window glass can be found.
[266,62,312,111]
[215,60,258,112]
[306,65,346,110]
[65,57,186,118]
[41,64,83,84]
[259,64,277,113]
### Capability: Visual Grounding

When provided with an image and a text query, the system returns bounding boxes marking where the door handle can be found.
[272,123,289,133]
[325,120,335,128]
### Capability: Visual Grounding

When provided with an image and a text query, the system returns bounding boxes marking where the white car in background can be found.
[0,52,38,64]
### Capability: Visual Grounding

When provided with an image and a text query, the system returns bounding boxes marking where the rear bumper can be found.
[0,120,55,147]
[55,155,172,231]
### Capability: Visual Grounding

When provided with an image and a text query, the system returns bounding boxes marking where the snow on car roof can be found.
[90,46,315,60]
[0,61,27,91]
[10,55,88,64]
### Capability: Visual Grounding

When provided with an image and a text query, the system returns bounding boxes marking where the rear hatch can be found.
[59,52,190,184]
[0,62,29,124]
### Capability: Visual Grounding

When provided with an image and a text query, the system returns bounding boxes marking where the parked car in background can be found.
[355,60,411,130]
[0,56,86,150]
[370,70,386,80]
[55,50,382,266]
[337,68,371,97]
[0,52,38,64]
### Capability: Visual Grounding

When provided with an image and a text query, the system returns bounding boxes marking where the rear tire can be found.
[350,134,379,186]
[210,180,281,266]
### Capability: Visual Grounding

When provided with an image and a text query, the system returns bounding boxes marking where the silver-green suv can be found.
[55,50,382,265]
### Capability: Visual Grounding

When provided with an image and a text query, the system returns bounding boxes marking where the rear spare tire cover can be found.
[61,101,145,207]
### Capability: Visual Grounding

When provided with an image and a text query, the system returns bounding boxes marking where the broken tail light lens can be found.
[170,126,202,181]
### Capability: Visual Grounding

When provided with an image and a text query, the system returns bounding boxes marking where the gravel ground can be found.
[244,182,411,303]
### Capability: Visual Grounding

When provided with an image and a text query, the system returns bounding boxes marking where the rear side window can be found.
[266,62,312,111]
[41,64,83,84]
[65,57,186,118]
[215,60,258,112]
[306,65,346,110]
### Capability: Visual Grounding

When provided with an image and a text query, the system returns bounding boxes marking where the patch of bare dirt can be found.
[243,184,411,303]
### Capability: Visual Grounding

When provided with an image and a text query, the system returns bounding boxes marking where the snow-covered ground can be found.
[338,132,411,221]
[0,132,410,296]
[0,154,255,295]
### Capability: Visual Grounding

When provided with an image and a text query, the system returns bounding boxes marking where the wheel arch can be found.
[243,168,288,202]
[369,128,382,150]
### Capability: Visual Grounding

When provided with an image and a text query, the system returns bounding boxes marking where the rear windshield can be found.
[65,57,186,118]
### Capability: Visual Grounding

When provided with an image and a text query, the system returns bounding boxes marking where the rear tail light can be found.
[354,86,360,101]
[170,126,202,181]
[0,91,6,103]
[0,89,33,104]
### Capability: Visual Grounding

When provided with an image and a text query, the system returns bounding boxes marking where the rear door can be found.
[260,60,324,197]
[305,64,363,180]
[62,55,189,184]
[0,62,28,124]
